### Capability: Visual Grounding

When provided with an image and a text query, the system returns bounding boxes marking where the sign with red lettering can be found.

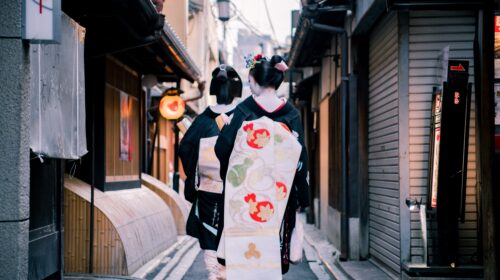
[23,0,61,42]
[450,64,465,72]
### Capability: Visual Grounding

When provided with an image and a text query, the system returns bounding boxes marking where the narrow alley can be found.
[0,0,499,280]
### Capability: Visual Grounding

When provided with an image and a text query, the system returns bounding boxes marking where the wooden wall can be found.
[151,117,175,184]
[104,57,140,183]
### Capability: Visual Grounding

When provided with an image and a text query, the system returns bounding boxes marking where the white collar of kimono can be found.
[252,92,286,112]
[210,103,237,114]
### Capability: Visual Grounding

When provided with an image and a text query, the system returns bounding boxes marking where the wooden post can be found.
[475,5,497,279]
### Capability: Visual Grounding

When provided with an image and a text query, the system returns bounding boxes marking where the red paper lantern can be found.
[159,94,185,120]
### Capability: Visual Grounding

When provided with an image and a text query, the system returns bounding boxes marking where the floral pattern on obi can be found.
[243,123,271,149]
[218,117,302,280]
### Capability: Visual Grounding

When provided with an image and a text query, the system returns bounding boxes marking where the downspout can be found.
[311,21,350,260]
[183,80,206,102]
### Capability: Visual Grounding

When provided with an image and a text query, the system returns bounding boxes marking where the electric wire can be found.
[263,0,281,48]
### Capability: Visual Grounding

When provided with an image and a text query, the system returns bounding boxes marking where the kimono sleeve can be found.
[291,116,310,209]
[179,120,202,203]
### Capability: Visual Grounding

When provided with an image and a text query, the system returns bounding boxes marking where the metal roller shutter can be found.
[368,12,401,276]
[408,10,478,265]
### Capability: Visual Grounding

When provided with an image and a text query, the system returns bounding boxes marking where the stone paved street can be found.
[182,251,319,280]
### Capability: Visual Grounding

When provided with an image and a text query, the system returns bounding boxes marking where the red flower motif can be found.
[244,193,274,223]
[254,54,263,61]
[243,123,270,149]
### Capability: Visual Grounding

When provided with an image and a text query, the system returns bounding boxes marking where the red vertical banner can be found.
[120,91,131,161]
[495,16,500,58]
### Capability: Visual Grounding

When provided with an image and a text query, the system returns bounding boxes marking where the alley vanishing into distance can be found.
[1,0,499,280]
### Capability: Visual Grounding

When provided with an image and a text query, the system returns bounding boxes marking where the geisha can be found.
[179,64,242,280]
[215,54,310,279]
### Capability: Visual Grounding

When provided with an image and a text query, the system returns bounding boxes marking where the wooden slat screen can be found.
[104,57,140,182]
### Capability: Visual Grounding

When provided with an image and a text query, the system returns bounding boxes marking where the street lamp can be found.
[158,87,185,192]
[217,0,231,22]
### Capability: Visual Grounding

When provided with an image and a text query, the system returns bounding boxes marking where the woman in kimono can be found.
[215,54,309,278]
[179,64,242,280]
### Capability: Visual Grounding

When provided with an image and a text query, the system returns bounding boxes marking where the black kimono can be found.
[179,107,232,250]
[214,96,309,273]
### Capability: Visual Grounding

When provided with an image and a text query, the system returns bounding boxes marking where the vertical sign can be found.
[430,90,442,208]
[120,92,131,161]
[429,46,448,208]
[23,0,61,42]
[495,16,500,126]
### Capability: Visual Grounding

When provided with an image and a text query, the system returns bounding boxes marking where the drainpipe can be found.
[311,21,349,261]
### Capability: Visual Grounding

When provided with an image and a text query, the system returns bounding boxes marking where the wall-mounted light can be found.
[405,197,428,266]
[405,197,422,212]
[217,0,231,22]
[159,88,185,120]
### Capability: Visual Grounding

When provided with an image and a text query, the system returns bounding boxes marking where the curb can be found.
[299,214,352,280]
[131,235,199,280]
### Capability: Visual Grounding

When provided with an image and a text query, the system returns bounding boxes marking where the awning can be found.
[387,0,487,9]
[288,4,349,68]
[63,0,201,83]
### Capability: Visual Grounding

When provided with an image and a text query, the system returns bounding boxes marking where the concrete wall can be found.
[351,0,386,35]
[185,0,219,111]
[0,1,31,278]
[163,0,188,45]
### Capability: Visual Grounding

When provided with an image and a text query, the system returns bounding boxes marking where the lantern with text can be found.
[159,89,185,120]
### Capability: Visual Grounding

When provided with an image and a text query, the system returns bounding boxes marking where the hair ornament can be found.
[244,53,266,69]
[274,61,289,72]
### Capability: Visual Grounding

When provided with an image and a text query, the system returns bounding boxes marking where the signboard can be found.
[120,92,131,161]
[429,90,442,208]
[495,84,500,126]
[431,60,472,265]
[495,16,500,78]
[23,0,61,42]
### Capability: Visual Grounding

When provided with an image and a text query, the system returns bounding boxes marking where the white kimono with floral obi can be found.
[217,116,301,280]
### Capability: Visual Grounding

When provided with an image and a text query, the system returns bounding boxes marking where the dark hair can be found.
[249,55,286,90]
[210,65,242,105]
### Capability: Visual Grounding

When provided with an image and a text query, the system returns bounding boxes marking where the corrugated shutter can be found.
[408,10,478,264]
[368,12,401,275]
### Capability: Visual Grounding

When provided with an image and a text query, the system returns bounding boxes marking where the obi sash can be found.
[196,136,224,236]
[198,136,224,194]
[217,116,301,280]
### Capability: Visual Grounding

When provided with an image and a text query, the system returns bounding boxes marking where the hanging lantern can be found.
[159,88,185,120]
[217,0,231,22]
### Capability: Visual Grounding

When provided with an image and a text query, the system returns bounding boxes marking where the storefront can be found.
[59,0,200,275]
[290,0,496,278]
